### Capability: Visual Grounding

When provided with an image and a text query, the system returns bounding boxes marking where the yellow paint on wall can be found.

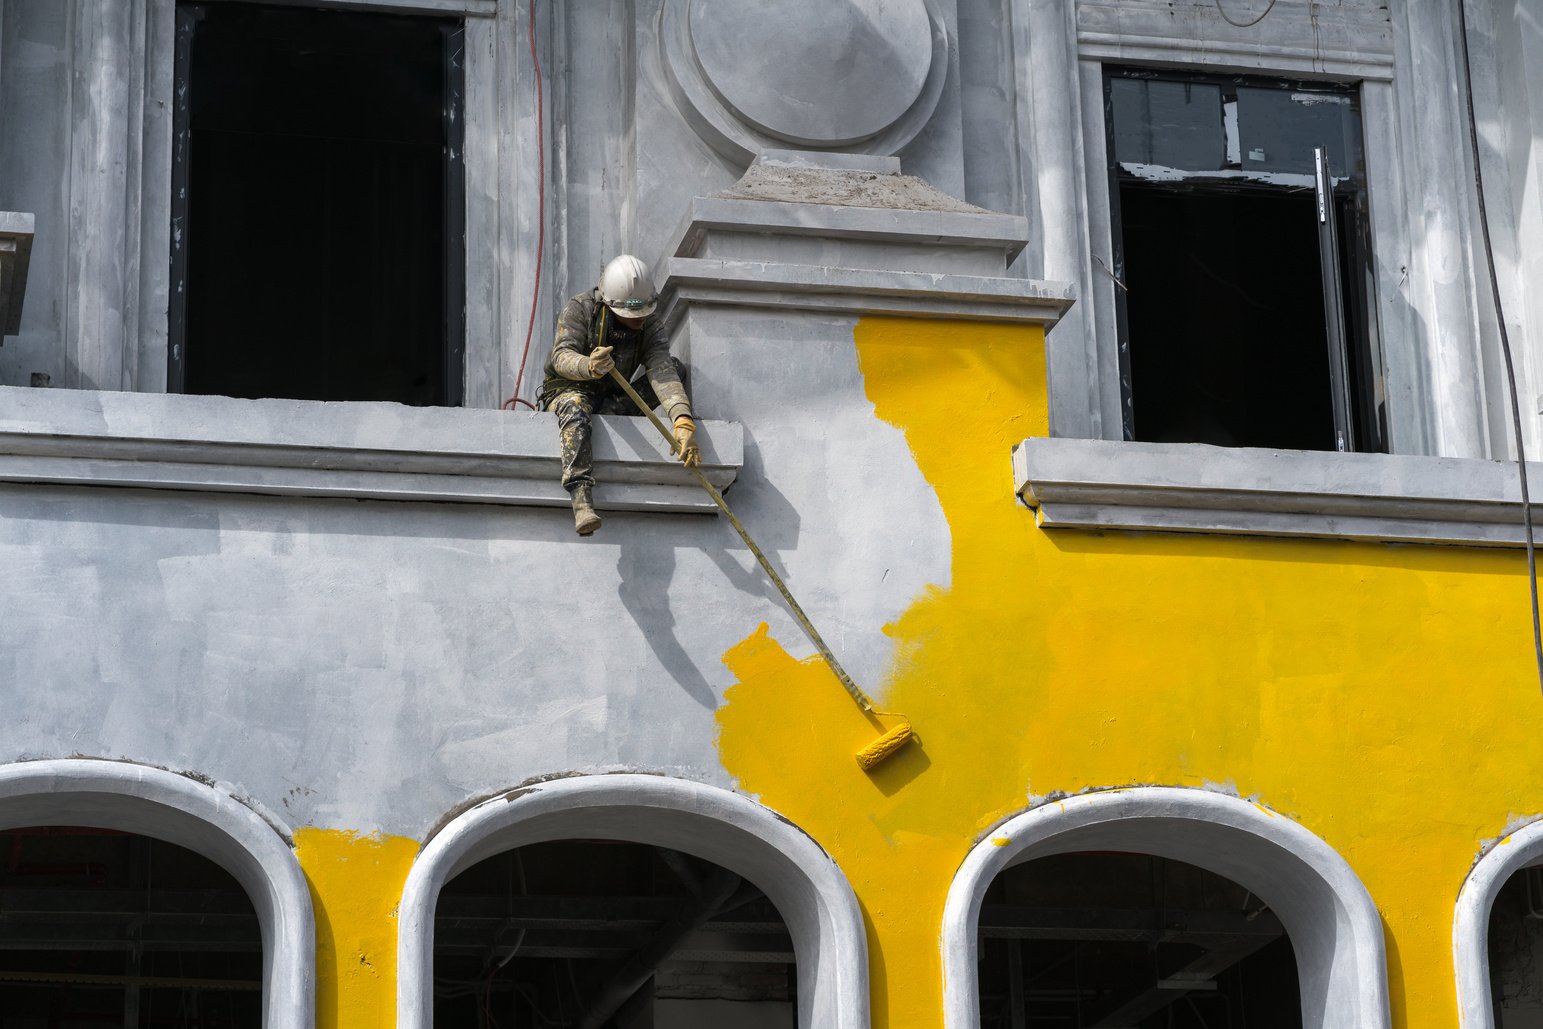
[294,827,419,1029]
[715,316,1543,1029]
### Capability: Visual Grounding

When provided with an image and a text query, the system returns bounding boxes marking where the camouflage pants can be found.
[542,360,689,494]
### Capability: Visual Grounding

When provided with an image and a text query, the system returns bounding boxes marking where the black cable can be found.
[1455,0,1543,692]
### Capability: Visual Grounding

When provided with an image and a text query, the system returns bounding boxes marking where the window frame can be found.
[1022,0,1490,461]
[0,758,315,1029]
[1100,65,1386,454]
[396,773,870,1029]
[942,787,1391,1029]
[1455,818,1543,1028]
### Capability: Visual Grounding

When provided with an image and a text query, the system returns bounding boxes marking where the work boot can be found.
[572,486,602,537]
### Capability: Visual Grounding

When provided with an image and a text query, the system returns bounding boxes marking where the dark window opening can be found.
[976,852,1302,1029]
[1486,865,1543,1027]
[0,827,263,1028]
[171,2,465,406]
[434,840,796,1029]
[1106,68,1385,452]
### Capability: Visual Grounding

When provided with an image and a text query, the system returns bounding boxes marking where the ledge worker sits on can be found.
[538,254,700,536]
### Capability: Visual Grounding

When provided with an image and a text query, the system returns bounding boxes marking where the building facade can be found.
[3,0,1543,1027]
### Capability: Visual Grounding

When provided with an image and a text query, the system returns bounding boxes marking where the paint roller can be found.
[606,366,916,771]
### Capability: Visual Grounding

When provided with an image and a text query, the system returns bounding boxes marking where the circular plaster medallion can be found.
[686,0,933,147]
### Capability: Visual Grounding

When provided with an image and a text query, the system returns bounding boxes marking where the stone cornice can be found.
[660,257,1075,329]
[1015,436,1543,547]
[0,386,741,514]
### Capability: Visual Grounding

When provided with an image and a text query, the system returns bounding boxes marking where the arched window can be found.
[976,850,1301,1027]
[944,788,1389,1029]
[435,838,796,1028]
[0,827,263,1026]
[0,760,315,1029]
[398,774,868,1029]
[1455,819,1543,1028]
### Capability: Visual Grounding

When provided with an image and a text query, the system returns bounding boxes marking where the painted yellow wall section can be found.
[715,316,1543,1029]
[294,828,418,1029]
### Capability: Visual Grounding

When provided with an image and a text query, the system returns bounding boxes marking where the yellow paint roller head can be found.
[855,717,915,771]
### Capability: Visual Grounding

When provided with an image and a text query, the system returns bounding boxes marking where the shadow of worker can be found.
[616,534,718,710]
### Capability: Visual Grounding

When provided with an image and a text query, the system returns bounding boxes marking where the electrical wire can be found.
[1213,0,1278,29]
[1455,0,1543,693]
[503,0,546,412]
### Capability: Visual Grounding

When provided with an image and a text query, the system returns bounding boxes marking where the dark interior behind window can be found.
[1106,68,1384,452]
[171,2,465,406]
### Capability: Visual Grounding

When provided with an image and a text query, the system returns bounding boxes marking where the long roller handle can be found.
[605,367,876,713]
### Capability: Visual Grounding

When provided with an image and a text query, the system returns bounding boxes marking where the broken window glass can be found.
[1105,68,1383,452]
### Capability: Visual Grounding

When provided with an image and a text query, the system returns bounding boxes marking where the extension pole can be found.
[606,367,914,769]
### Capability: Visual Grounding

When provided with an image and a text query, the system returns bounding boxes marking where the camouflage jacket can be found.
[538,290,692,422]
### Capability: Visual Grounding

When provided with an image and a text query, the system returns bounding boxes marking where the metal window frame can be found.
[1100,65,1386,454]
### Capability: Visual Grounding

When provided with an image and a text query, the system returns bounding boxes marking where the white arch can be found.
[942,787,1390,1029]
[398,773,869,1029]
[0,759,314,1029]
[1455,817,1543,1027]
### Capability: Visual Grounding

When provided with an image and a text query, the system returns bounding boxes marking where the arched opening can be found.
[944,788,1389,1029]
[976,850,1301,1027]
[0,826,263,1027]
[1484,864,1543,1027]
[433,839,796,1028]
[1456,823,1543,1028]
[398,774,868,1029]
[0,760,315,1029]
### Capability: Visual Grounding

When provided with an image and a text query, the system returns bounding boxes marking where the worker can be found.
[538,254,700,536]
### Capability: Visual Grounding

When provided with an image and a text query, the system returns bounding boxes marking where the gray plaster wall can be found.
[0,306,949,839]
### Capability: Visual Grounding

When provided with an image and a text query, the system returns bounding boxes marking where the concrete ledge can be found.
[1015,436,1543,546]
[661,257,1075,326]
[667,196,1029,262]
[0,386,743,514]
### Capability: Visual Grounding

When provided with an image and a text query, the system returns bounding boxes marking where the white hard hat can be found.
[598,254,658,318]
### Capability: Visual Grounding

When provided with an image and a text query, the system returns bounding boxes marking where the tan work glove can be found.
[586,345,615,379]
[673,416,701,467]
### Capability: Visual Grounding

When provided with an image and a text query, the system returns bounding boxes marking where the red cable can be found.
[502,0,545,411]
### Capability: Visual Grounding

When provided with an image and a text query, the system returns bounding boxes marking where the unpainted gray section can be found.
[686,0,932,147]
[0,320,955,837]
[3,0,1542,462]
[658,164,1067,330]
[0,385,743,514]
[0,759,314,1029]
[398,774,869,1029]
[942,787,1391,1029]
[1016,435,1543,546]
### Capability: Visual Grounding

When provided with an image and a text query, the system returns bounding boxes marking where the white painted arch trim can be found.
[1454,817,1543,1027]
[942,788,1390,1029]
[0,759,314,1029]
[398,774,869,1029]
